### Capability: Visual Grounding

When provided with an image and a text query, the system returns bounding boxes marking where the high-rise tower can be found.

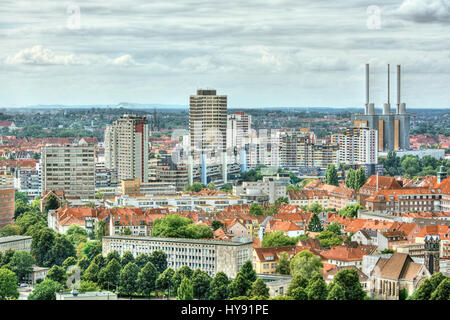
[105,114,149,182]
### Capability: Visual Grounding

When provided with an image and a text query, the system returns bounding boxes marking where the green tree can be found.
[171,266,193,293]
[228,273,251,298]
[338,204,363,218]
[0,267,19,300]
[98,258,121,290]
[306,276,328,300]
[249,204,265,216]
[9,250,34,282]
[290,250,323,279]
[137,262,158,296]
[275,197,289,204]
[14,198,31,220]
[44,193,60,213]
[65,224,88,247]
[287,274,308,298]
[345,168,356,190]
[31,227,56,267]
[46,265,67,285]
[135,253,151,269]
[430,278,450,300]
[149,250,167,273]
[240,260,257,283]
[276,251,291,275]
[250,278,270,299]
[209,271,230,300]
[49,234,76,266]
[83,262,100,283]
[62,256,77,270]
[77,256,90,273]
[332,268,366,300]
[316,230,343,248]
[327,283,346,300]
[121,251,135,267]
[119,262,140,296]
[94,219,107,241]
[326,222,342,235]
[80,280,99,292]
[411,272,446,300]
[0,224,20,237]
[185,182,204,192]
[82,241,102,261]
[325,164,339,186]
[289,287,307,300]
[177,277,194,300]
[211,220,225,231]
[206,182,216,190]
[308,213,323,232]
[15,190,29,204]
[152,214,212,239]
[106,251,121,264]
[156,268,175,295]
[28,279,62,300]
[355,167,367,190]
[191,269,211,300]
[92,253,106,269]
[262,231,297,247]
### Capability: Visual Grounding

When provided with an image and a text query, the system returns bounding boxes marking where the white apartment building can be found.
[246,128,281,168]
[105,114,149,183]
[102,236,253,278]
[233,174,290,203]
[332,127,378,165]
[227,111,251,150]
[279,131,339,169]
[41,144,95,199]
[111,192,247,212]
[14,163,41,199]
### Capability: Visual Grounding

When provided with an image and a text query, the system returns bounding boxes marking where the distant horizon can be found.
[0,103,449,111]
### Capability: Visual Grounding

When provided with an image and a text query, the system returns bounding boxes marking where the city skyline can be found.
[1,0,450,108]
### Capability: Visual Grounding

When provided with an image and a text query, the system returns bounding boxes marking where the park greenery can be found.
[379,151,449,178]
[152,214,213,239]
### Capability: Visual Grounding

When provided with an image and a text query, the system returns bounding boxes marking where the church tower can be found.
[424,235,440,274]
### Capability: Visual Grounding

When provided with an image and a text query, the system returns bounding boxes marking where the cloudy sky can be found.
[1,0,449,108]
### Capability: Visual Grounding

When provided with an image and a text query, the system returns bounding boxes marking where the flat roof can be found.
[0,235,32,244]
[103,235,253,246]
[57,291,116,298]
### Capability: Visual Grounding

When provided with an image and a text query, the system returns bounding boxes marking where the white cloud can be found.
[5,45,81,66]
[395,0,450,23]
[112,54,137,66]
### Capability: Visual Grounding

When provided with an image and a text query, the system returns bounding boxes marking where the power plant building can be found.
[352,64,410,152]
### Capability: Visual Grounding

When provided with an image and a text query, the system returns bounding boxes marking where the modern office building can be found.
[102,236,253,278]
[41,144,95,199]
[0,235,32,253]
[332,127,378,165]
[105,114,149,183]
[0,170,15,227]
[189,89,227,153]
[352,64,411,152]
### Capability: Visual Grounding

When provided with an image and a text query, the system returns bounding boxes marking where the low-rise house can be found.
[358,175,402,208]
[369,252,431,300]
[351,229,378,246]
[320,246,366,269]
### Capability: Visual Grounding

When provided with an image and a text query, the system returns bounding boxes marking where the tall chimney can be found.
[387,64,390,105]
[397,64,401,114]
[365,64,370,114]
[383,64,391,115]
